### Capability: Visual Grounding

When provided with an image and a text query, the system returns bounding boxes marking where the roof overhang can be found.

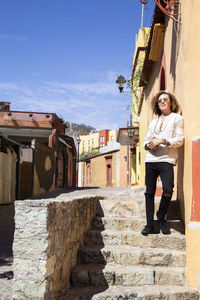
[117,127,139,146]
[0,127,53,143]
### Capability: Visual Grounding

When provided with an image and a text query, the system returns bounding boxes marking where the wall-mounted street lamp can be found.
[127,125,135,139]
[116,75,126,93]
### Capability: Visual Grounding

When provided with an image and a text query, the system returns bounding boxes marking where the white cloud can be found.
[46,81,117,96]
[0,34,28,41]
[0,74,131,130]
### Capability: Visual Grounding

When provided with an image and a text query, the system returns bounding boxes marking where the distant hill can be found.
[65,122,96,135]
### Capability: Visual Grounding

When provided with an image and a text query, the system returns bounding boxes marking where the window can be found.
[100,136,104,143]
[160,67,166,90]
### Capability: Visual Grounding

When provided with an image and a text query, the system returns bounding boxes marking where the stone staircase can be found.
[60,194,200,299]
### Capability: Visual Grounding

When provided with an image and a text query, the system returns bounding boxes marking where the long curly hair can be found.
[151,90,180,116]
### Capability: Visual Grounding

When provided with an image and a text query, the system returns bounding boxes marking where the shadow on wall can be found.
[0,204,14,280]
[35,151,54,192]
[63,201,110,298]
[0,204,15,259]
[45,196,103,299]
[170,2,181,90]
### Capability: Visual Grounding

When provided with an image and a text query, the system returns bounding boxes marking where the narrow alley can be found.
[1,0,200,299]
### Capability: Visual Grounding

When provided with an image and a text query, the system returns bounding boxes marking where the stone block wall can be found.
[13,196,99,299]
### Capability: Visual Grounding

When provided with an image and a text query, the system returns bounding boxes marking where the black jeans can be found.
[145,162,174,227]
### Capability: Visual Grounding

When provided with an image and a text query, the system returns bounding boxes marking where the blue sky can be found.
[0,0,155,130]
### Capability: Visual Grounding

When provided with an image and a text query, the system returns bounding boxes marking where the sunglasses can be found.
[157,97,169,103]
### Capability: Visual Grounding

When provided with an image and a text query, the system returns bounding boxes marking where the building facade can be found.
[79,129,118,156]
[131,0,200,289]
[78,150,120,188]
[0,102,76,200]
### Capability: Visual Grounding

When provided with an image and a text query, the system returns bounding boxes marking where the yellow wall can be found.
[141,0,200,288]
[175,0,200,288]
[132,28,150,127]
[79,132,99,154]
[80,151,118,187]
[131,28,150,188]
[109,129,117,142]
[138,95,148,187]
[79,130,118,154]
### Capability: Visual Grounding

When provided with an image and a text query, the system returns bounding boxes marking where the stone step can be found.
[84,229,185,250]
[92,216,185,233]
[60,285,200,300]
[77,245,185,267]
[96,198,161,218]
[70,264,185,287]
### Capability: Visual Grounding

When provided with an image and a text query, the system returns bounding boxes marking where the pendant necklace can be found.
[154,115,165,134]
[159,116,164,131]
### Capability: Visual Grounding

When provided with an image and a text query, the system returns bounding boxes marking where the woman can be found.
[141,90,184,235]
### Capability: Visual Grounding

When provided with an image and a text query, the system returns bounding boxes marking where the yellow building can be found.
[78,150,120,188]
[78,129,123,188]
[79,129,118,157]
[79,132,99,155]
[130,27,150,188]
[133,0,200,290]
[109,129,117,142]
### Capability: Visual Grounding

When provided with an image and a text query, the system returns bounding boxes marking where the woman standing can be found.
[141,90,184,235]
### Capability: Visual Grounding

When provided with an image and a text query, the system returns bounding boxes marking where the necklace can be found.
[159,116,164,131]
[154,116,165,134]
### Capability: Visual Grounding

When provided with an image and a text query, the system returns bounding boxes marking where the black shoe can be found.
[141,225,154,236]
[159,219,169,234]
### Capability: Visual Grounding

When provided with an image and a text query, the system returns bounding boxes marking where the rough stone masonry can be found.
[13,191,102,300]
